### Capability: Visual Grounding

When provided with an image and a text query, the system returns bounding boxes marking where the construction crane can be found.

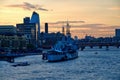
[48,20,85,36]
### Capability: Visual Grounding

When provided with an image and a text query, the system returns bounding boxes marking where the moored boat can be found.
[42,37,79,62]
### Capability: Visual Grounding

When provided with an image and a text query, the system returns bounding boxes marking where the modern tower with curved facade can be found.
[30,11,40,36]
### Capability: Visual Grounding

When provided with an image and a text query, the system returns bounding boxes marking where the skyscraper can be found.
[30,11,40,36]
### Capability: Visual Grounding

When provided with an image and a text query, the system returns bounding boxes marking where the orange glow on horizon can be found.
[0,0,120,38]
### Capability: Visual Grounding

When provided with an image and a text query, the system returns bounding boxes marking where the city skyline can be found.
[0,0,120,38]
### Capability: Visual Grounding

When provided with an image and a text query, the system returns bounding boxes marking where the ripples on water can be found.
[0,47,120,80]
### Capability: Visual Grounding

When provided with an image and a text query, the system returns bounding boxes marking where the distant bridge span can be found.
[76,42,120,51]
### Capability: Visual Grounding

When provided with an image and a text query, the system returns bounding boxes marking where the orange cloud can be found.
[108,7,120,10]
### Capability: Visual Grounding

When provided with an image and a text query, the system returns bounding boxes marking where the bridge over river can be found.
[76,42,120,51]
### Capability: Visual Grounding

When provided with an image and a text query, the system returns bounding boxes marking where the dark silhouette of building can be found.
[39,32,65,48]
[24,17,30,24]
[16,20,37,46]
[115,29,120,37]
[30,11,40,36]
[0,25,27,50]
[45,23,48,33]
[62,27,65,35]
[0,25,16,35]
[16,11,41,48]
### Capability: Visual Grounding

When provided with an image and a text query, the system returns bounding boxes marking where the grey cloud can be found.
[37,7,48,11]
[75,24,120,36]
[48,23,120,30]
[6,2,49,11]
[24,2,36,9]
[72,24,109,29]
[48,20,85,25]
[56,21,85,24]
[70,24,120,34]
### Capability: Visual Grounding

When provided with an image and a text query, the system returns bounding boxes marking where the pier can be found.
[0,53,25,63]
[0,52,42,63]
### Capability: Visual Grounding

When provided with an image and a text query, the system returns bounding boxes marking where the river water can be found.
[0,47,120,80]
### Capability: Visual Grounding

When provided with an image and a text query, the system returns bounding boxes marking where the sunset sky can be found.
[0,0,120,38]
